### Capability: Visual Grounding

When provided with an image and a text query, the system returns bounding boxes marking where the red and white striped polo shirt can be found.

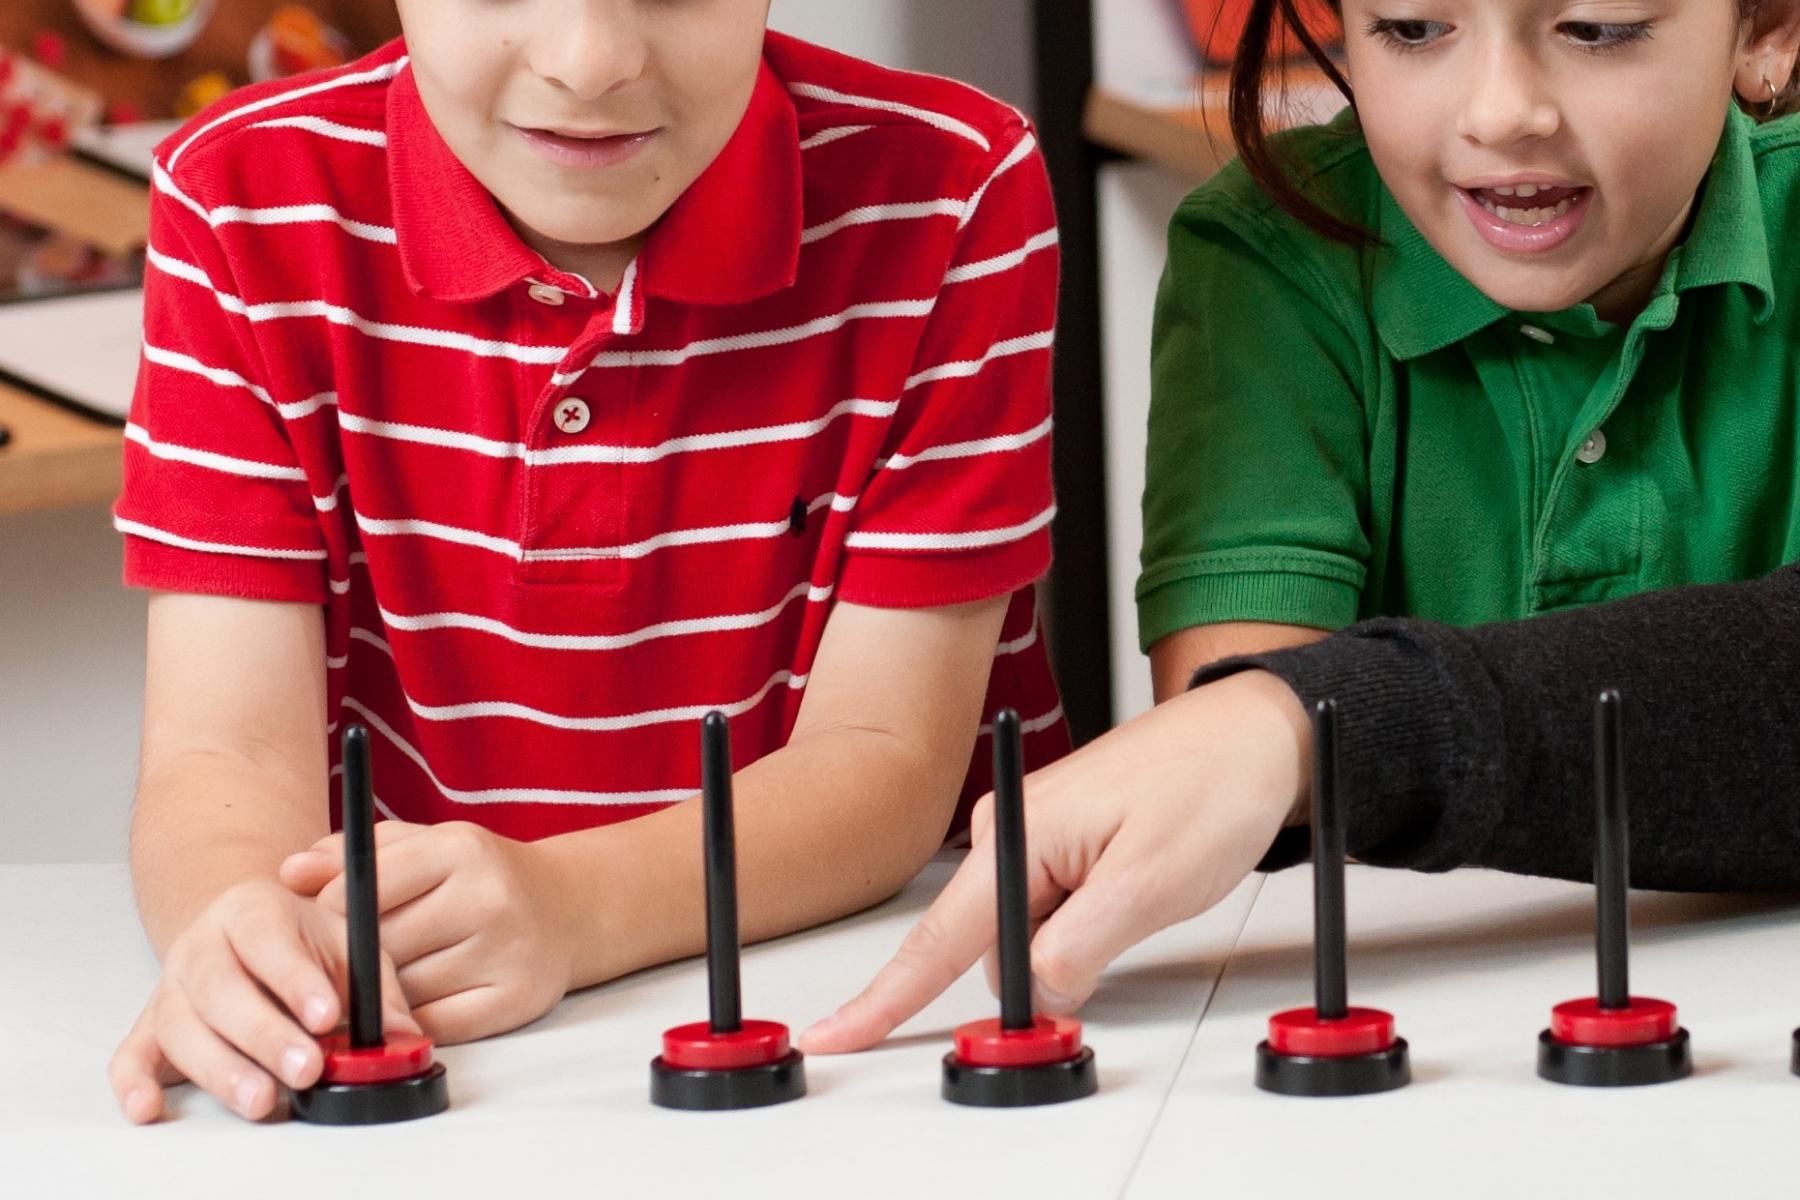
[114,32,1070,840]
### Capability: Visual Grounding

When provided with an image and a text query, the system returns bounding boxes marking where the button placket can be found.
[518,305,634,588]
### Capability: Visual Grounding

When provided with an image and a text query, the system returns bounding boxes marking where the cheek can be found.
[1579,97,1725,237]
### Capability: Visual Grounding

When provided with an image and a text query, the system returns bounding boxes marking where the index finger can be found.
[798,848,999,1055]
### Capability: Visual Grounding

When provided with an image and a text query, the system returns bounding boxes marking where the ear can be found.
[1735,0,1800,106]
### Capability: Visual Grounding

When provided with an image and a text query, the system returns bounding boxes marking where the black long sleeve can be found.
[1190,564,1800,890]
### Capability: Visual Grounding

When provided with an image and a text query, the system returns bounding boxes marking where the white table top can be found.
[1127,865,1800,1197]
[13,859,1797,1199]
[3,858,1259,1200]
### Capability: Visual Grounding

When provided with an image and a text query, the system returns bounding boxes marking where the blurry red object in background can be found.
[1184,0,1343,65]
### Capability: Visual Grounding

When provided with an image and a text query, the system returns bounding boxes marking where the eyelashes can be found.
[1363,17,1655,55]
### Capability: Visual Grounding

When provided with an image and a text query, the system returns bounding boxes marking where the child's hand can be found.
[108,881,417,1124]
[280,821,576,1045]
[800,670,1310,1054]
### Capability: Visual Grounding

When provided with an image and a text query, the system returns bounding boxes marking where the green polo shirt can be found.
[1139,105,1800,651]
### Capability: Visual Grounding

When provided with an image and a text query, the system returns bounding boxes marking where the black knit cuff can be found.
[1188,620,1504,874]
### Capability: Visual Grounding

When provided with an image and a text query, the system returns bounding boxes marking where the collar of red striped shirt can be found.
[386,50,802,308]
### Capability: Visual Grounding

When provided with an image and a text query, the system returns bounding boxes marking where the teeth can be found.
[1477,196,1575,226]
[1515,183,1539,198]
[1494,186,1516,196]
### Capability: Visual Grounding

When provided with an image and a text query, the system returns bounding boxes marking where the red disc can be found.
[317,1031,435,1085]
[1548,997,1678,1047]
[953,1016,1085,1068]
[1266,1007,1396,1058]
[661,1020,791,1071]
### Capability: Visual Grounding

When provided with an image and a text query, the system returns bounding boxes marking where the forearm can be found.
[540,725,965,989]
[131,752,328,956]
[1194,564,1800,889]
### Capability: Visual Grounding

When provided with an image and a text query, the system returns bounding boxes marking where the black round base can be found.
[941,1047,1097,1108]
[1255,1038,1411,1097]
[290,1063,449,1125]
[650,1050,806,1111]
[1537,1028,1691,1087]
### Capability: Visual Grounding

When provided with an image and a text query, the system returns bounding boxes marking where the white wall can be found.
[1099,162,1196,724]
[0,6,1039,865]
[770,0,1035,114]
[1,504,144,862]
[1093,0,1207,722]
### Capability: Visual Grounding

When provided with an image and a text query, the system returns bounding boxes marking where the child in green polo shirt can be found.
[801,0,1800,1055]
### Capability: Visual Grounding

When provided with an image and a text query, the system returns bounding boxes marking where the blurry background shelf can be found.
[0,381,121,516]
[0,2,400,121]
[0,152,148,255]
[1083,68,1348,181]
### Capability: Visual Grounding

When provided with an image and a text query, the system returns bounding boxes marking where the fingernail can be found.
[1036,986,1077,1014]
[280,1046,310,1087]
[302,994,331,1029]
[232,1075,265,1118]
[801,1015,839,1041]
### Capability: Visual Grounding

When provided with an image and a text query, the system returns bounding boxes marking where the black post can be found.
[341,726,383,1050]
[993,710,1034,1031]
[701,712,743,1034]
[1594,690,1630,1011]
[1311,699,1348,1021]
[1031,0,1113,747]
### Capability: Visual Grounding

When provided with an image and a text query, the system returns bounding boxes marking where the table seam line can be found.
[1116,871,1268,1200]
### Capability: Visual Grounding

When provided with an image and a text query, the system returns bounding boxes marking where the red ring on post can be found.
[318,1031,436,1085]
[1549,997,1678,1047]
[661,1020,792,1071]
[1267,1007,1396,1058]
[953,1016,1085,1068]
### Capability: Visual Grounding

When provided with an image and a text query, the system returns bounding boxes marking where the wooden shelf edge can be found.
[1083,86,1232,181]
[0,385,124,517]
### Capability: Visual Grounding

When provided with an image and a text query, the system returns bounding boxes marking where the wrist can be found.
[1205,668,1314,828]
[535,827,645,991]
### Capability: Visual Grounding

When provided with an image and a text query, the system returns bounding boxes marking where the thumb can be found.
[279,849,336,897]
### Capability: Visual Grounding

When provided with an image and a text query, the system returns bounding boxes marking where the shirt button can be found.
[1577,429,1608,464]
[554,398,591,435]
[1519,323,1556,345]
[528,283,566,307]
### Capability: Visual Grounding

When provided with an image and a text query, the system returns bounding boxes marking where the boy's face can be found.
[1341,0,1791,319]
[396,0,772,257]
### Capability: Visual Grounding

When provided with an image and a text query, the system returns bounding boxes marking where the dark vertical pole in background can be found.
[1031,0,1115,747]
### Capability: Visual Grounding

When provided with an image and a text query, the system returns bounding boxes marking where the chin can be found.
[1457,264,1592,316]
[511,206,656,249]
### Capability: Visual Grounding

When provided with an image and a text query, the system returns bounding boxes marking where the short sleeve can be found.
[1136,198,1372,652]
[113,156,329,603]
[836,121,1058,610]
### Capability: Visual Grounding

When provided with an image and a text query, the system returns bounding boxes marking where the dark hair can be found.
[1229,0,1800,246]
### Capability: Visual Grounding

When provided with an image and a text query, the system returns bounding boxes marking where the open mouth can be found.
[1466,184,1587,228]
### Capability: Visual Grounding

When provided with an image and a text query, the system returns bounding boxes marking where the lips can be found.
[1455,183,1592,253]
[513,123,659,170]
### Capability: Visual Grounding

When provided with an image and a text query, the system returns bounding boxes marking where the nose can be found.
[528,0,650,103]
[1456,42,1561,147]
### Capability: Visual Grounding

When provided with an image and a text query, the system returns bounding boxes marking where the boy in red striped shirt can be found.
[107,0,1067,1123]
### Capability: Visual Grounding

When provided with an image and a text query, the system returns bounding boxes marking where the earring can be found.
[1762,72,1780,119]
